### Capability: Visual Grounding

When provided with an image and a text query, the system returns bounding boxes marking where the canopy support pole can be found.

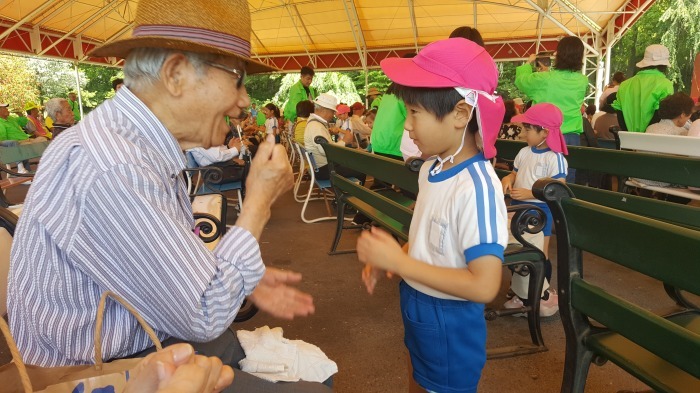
[73,62,84,119]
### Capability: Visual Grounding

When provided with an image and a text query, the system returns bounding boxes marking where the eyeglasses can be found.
[204,61,246,89]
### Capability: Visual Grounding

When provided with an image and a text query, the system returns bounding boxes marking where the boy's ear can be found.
[453,100,472,129]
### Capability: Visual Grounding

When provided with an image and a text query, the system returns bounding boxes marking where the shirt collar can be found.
[308,113,328,125]
[112,86,186,176]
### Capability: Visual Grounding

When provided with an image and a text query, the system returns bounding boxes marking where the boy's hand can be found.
[501,176,513,195]
[510,188,534,200]
[361,265,383,295]
[357,226,404,273]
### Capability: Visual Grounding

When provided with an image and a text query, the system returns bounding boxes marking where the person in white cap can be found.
[7,0,332,391]
[304,93,366,184]
[612,44,674,132]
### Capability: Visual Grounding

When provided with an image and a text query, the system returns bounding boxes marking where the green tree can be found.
[245,73,283,106]
[0,54,39,111]
[80,63,121,107]
[273,72,361,109]
[27,58,82,105]
[496,62,527,101]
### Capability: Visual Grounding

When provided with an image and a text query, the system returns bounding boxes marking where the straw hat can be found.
[88,0,275,74]
[367,87,381,97]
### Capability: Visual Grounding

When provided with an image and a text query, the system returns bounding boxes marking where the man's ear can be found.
[159,53,190,97]
[453,100,472,129]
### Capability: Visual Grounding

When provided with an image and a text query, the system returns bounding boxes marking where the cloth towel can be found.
[236,326,338,383]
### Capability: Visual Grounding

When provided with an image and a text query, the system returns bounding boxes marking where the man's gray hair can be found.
[45,98,68,122]
[123,47,214,91]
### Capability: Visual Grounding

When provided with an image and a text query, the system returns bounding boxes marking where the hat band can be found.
[133,25,251,58]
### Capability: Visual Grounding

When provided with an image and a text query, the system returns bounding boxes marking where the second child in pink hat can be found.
[501,102,569,317]
[356,37,508,393]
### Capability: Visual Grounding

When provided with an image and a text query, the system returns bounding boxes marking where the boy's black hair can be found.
[503,100,517,123]
[390,83,479,134]
[296,100,315,118]
[522,122,544,132]
[112,78,124,91]
[555,36,584,72]
[300,66,315,77]
[585,103,596,117]
[658,92,694,120]
[448,26,485,48]
[612,71,626,84]
[265,103,281,118]
[365,108,378,118]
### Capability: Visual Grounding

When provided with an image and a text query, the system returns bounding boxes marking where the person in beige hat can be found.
[612,44,674,132]
[7,0,333,391]
[366,86,383,109]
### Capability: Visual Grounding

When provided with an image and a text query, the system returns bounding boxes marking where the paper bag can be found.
[1,291,162,393]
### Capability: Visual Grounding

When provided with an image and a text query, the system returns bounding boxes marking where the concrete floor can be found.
[1,179,693,392]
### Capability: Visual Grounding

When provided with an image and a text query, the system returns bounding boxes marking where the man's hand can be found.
[527,54,537,64]
[124,343,234,393]
[356,226,403,274]
[248,267,315,319]
[341,130,354,144]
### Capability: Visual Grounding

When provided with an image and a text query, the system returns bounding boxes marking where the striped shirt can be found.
[8,87,265,367]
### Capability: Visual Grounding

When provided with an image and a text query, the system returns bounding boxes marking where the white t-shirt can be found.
[187,146,239,167]
[513,146,568,202]
[645,119,688,136]
[265,117,278,135]
[689,119,700,137]
[400,130,422,161]
[406,153,509,300]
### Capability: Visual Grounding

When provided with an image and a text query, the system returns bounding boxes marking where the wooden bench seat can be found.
[534,179,700,393]
[0,177,32,189]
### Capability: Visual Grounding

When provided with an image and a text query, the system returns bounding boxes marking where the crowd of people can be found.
[3,0,699,392]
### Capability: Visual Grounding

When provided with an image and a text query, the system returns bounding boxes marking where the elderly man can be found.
[304,93,365,184]
[67,91,82,122]
[44,97,75,138]
[284,66,317,121]
[7,0,331,392]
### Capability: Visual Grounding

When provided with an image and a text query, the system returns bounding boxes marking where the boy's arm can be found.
[501,171,516,194]
[357,228,502,302]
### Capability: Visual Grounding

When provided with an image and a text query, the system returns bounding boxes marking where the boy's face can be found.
[337,113,348,120]
[404,103,465,156]
[523,125,548,147]
[365,115,375,129]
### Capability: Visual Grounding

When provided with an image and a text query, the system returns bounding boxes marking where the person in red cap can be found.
[501,102,569,317]
[356,37,508,393]
[349,102,371,148]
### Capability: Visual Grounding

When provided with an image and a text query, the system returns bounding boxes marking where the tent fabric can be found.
[0,0,656,71]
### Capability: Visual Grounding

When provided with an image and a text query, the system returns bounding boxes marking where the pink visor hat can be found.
[511,103,568,155]
[336,104,351,115]
[380,37,505,159]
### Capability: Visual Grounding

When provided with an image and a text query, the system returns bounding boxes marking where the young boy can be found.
[500,103,568,316]
[356,38,508,393]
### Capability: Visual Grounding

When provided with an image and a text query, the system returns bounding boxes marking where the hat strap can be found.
[430,104,476,176]
[133,25,251,58]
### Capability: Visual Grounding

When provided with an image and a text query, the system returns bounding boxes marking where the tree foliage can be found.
[27,58,80,105]
[245,73,283,106]
[80,64,121,107]
[0,55,39,111]
[272,72,361,108]
[610,0,700,92]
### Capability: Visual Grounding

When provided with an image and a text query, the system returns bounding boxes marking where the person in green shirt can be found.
[612,44,674,133]
[0,104,31,142]
[367,87,382,110]
[283,66,317,122]
[370,87,406,160]
[68,92,82,122]
[515,36,588,182]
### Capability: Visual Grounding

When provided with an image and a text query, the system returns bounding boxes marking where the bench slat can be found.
[496,140,700,187]
[323,144,419,194]
[345,196,409,241]
[563,198,700,296]
[567,184,700,230]
[332,174,413,229]
[572,279,700,380]
[0,177,32,189]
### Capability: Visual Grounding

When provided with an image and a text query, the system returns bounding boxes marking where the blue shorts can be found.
[510,200,553,236]
[400,281,486,393]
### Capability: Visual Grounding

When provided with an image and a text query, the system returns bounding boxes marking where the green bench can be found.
[319,137,549,358]
[534,179,700,393]
[496,139,700,308]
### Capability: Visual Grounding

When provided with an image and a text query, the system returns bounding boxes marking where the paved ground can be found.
[2,180,695,392]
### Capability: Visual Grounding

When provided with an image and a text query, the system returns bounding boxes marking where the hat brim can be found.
[635,59,670,68]
[381,57,458,88]
[89,36,277,74]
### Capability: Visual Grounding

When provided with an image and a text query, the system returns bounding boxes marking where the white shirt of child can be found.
[406,153,509,300]
[265,117,278,135]
[513,146,567,203]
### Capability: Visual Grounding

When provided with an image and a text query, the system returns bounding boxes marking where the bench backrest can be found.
[534,179,700,379]
[619,131,700,157]
[495,140,700,230]
[0,142,49,165]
